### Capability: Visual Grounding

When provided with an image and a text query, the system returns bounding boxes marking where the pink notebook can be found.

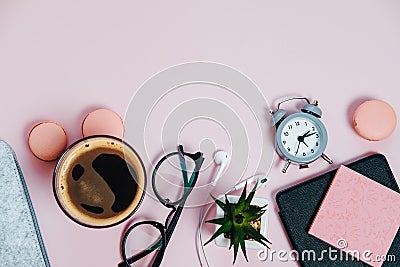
[308,165,400,267]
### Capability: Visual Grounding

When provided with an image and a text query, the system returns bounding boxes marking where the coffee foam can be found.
[54,136,146,227]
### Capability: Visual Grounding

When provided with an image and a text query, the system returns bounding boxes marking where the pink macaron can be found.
[353,100,397,141]
[81,108,124,139]
[28,121,68,161]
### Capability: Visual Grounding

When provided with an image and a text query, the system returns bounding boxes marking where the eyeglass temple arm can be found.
[186,151,204,186]
[161,166,202,251]
[118,249,154,267]
[153,157,203,265]
[177,145,189,186]
[151,205,184,266]
[178,145,204,186]
[162,160,203,243]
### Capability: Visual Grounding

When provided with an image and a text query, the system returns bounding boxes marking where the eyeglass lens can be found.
[153,154,197,204]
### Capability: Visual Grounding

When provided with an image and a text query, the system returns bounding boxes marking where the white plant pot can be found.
[214,195,269,250]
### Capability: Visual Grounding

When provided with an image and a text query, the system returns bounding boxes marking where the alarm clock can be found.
[270,97,333,173]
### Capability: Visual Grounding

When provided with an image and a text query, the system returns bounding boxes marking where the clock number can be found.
[283,140,286,145]
[316,142,319,147]
[284,132,289,136]
[287,147,291,152]
[295,121,300,126]
[316,133,319,138]
[311,149,314,153]
[312,127,315,131]
[302,152,306,156]
[288,125,293,130]
[305,122,308,126]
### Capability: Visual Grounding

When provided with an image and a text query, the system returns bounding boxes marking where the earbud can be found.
[232,175,269,191]
[211,151,230,186]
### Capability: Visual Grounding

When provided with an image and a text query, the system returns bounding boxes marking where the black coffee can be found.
[55,136,146,227]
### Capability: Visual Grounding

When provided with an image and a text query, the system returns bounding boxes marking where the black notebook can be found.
[276,153,400,266]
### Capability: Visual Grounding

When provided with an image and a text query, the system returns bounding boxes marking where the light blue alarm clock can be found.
[270,97,333,173]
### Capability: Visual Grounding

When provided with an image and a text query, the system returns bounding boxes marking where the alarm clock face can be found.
[276,113,328,164]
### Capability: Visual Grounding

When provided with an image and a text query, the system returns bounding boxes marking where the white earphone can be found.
[211,151,230,186]
[211,150,268,190]
[230,174,269,192]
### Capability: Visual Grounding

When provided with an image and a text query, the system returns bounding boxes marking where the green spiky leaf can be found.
[204,220,233,246]
[244,223,271,247]
[235,182,247,211]
[242,205,266,223]
[210,194,227,212]
[206,217,229,225]
[231,226,239,264]
[236,225,248,262]
[244,182,258,208]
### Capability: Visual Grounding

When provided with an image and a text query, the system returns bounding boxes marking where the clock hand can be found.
[302,130,311,137]
[295,130,311,155]
[304,131,317,138]
[295,130,314,155]
[295,141,301,155]
[301,140,309,147]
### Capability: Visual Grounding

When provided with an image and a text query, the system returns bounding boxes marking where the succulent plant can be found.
[204,182,271,264]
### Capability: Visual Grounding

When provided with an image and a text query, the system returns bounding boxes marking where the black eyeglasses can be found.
[119,145,204,267]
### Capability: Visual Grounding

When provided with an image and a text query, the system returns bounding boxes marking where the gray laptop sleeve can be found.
[0,140,50,266]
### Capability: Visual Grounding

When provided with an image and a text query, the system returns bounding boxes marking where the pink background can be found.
[1,1,399,266]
